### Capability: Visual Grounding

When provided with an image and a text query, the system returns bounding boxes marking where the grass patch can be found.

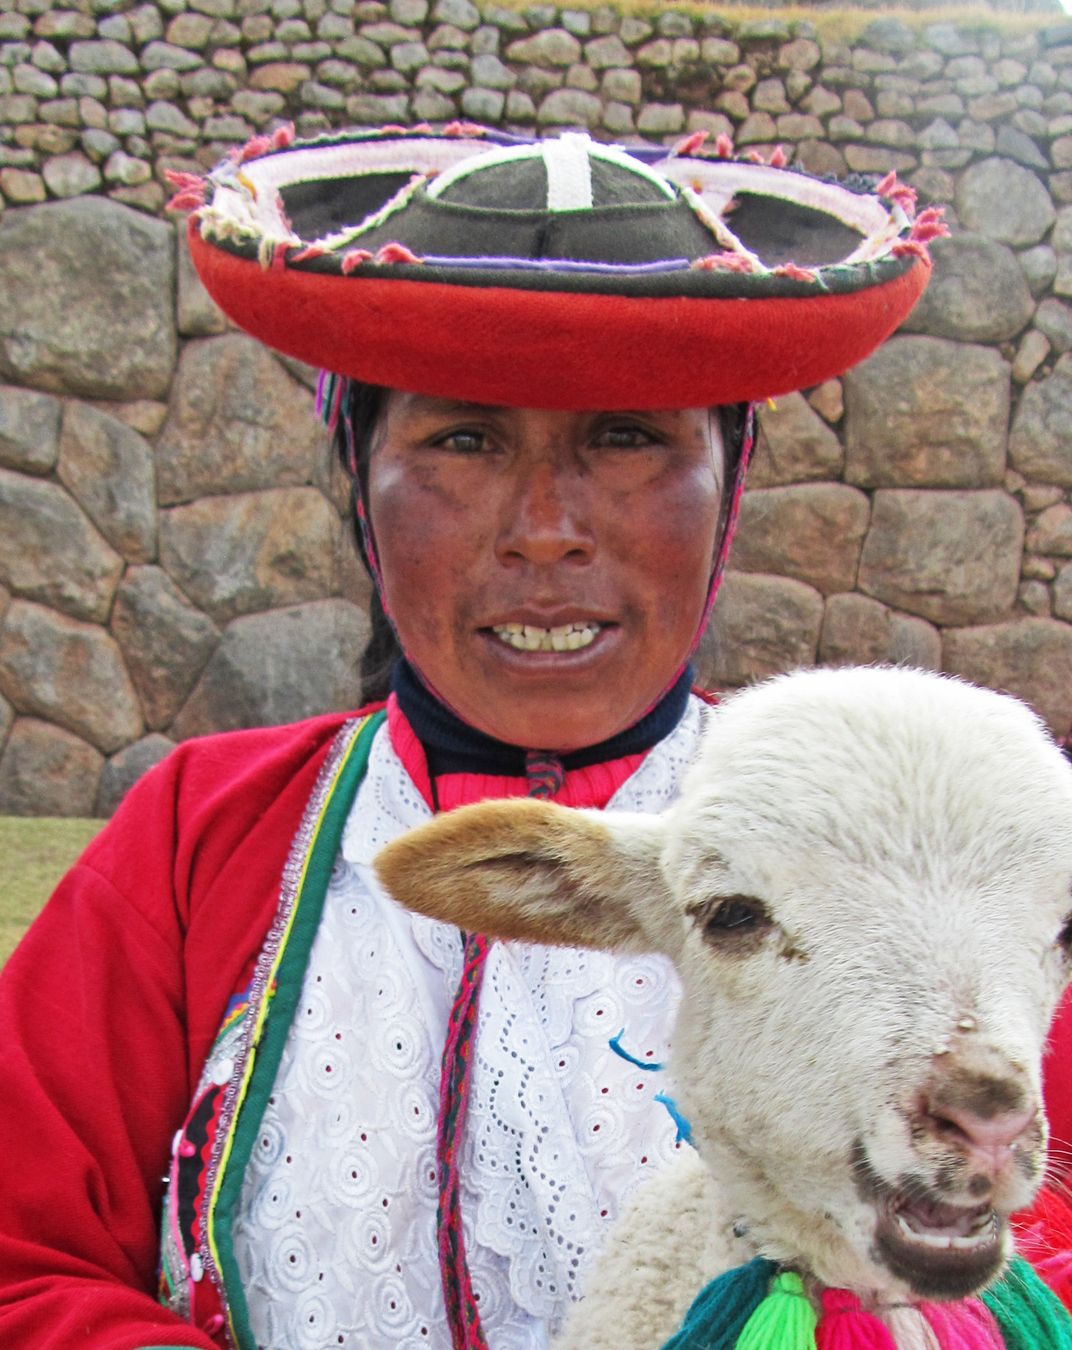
[491,0,1066,40]
[0,817,104,968]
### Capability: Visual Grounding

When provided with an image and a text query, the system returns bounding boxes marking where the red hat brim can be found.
[190,220,929,410]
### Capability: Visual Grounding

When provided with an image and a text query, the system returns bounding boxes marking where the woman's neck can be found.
[388,659,695,812]
[391,658,693,780]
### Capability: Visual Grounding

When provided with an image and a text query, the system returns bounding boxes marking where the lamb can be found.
[374,665,1072,1348]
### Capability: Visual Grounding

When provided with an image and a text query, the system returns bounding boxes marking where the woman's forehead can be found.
[382,390,718,426]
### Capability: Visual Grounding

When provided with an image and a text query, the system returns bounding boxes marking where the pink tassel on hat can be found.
[815,1288,897,1349]
[674,131,710,157]
[875,171,918,219]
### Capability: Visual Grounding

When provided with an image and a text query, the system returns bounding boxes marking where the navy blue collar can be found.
[391,659,693,780]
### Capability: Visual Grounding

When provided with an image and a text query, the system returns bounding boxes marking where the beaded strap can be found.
[435,751,565,1349]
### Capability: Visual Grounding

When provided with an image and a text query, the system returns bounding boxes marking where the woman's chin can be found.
[455,627,659,750]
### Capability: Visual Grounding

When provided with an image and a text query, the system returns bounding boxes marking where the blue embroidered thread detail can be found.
[654,1090,694,1146]
[608,1028,664,1071]
[608,1030,693,1144]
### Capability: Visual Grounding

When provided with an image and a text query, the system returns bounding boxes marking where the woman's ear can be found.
[374,797,673,953]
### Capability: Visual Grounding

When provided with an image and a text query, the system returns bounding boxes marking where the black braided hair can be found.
[332,384,751,705]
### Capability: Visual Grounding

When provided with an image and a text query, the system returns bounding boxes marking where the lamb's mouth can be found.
[873,1190,1004,1298]
[852,1143,1005,1298]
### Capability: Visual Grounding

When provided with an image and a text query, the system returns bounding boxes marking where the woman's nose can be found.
[495,459,595,565]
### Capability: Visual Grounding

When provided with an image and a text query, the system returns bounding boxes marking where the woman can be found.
[0,127,985,1349]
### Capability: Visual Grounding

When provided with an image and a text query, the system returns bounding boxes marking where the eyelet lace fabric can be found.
[232,698,706,1349]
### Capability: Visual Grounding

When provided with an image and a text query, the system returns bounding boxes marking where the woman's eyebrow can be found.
[405,397,511,417]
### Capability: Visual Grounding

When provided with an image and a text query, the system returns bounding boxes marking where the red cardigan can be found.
[2,710,1072,1348]
[0,712,353,1349]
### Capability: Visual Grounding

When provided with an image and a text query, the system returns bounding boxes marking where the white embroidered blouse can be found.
[231,698,707,1348]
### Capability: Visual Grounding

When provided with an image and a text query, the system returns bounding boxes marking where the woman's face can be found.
[367,394,725,752]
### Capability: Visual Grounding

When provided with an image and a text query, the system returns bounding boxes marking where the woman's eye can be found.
[436,429,490,454]
[593,424,657,451]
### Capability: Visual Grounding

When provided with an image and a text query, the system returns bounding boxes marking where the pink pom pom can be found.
[891,239,930,261]
[772,262,818,282]
[374,243,423,265]
[235,133,273,164]
[910,207,949,244]
[673,130,709,158]
[341,249,373,274]
[714,133,735,159]
[692,252,755,273]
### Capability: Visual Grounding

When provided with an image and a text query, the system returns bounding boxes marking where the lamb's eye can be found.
[1057,912,1072,957]
[689,895,772,948]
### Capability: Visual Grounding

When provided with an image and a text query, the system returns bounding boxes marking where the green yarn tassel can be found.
[736,1270,818,1350]
[981,1255,1072,1350]
[662,1257,778,1349]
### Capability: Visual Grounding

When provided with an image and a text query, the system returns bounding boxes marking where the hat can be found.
[179,124,940,410]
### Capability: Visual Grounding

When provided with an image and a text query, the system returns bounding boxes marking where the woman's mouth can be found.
[490,621,604,653]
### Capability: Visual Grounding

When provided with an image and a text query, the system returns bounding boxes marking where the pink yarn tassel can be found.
[816,1289,898,1348]
[919,1299,1004,1349]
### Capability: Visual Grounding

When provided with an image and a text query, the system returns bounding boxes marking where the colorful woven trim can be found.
[435,751,565,1348]
[206,711,384,1348]
[437,930,492,1350]
[664,1256,1072,1350]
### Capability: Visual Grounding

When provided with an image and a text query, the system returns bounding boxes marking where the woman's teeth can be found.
[492,621,602,652]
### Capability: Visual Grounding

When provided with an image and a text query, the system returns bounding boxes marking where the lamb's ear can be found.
[374,797,673,953]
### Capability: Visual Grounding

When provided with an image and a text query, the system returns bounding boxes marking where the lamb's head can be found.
[374,666,1072,1308]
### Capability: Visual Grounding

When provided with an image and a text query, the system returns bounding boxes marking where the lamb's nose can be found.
[923,1097,1038,1175]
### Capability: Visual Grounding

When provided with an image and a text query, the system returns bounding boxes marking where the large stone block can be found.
[1009,356,1072,485]
[57,401,156,562]
[942,617,1072,735]
[731,483,870,596]
[748,391,843,487]
[0,197,176,400]
[95,733,175,816]
[111,565,220,731]
[0,718,104,817]
[899,233,1034,343]
[858,489,1023,625]
[1055,563,1072,621]
[0,468,122,623]
[171,599,368,738]
[506,30,581,67]
[0,383,60,475]
[818,591,940,668]
[697,571,823,689]
[955,156,1056,246]
[156,335,327,504]
[1027,503,1072,556]
[888,610,942,668]
[0,601,143,753]
[159,487,340,624]
[177,226,228,338]
[843,337,1009,488]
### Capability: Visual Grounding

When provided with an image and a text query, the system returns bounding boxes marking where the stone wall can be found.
[0,196,372,815]
[3,0,1072,815]
[3,3,1072,209]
